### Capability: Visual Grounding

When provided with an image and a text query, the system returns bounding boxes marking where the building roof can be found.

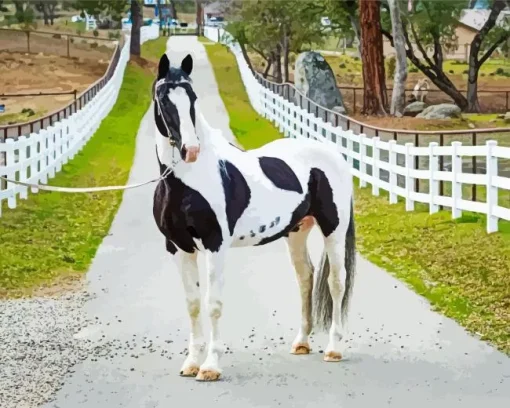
[459,8,510,31]
[203,1,224,15]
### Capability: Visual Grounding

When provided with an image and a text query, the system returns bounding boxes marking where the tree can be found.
[130,0,142,57]
[33,1,57,25]
[225,0,327,83]
[359,0,388,115]
[12,1,37,30]
[466,0,510,111]
[74,0,128,28]
[382,0,510,112]
[388,0,407,116]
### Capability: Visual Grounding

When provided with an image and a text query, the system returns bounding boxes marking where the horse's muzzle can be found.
[181,145,200,163]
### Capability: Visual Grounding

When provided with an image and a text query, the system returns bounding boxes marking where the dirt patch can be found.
[350,115,507,131]
[0,51,109,125]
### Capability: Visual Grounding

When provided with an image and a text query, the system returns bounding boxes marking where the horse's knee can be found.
[187,299,200,318]
[208,299,223,319]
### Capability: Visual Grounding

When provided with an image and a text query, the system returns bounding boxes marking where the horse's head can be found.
[153,53,200,164]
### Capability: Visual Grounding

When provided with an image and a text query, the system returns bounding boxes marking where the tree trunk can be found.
[195,0,201,35]
[348,14,362,57]
[282,25,290,83]
[388,0,407,116]
[360,0,388,115]
[169,0,177,19]
[239,42,253,73]
[130,0,142,57]
[466,0,508,112]
[263,58,272,78]
[272,45,282,83]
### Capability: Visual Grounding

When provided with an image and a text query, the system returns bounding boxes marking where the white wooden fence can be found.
[204,27,510,233]
[0,25,160,217]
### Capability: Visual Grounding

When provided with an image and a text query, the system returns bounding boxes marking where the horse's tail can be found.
[341,200,356,325]
[312,200,356,331]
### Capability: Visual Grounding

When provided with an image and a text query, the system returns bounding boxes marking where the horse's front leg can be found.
[196,249,226,381]
[176,249,206,377]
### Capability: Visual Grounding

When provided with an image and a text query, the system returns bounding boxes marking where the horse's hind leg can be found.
[176,250,206,377]
[286,216,315,355]
[323,231,347,362]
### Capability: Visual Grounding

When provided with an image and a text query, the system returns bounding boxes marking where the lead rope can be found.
[0,81,180,193]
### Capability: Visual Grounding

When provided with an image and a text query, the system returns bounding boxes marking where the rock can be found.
[496,113,505,119]
[504,112,510,124]
[416,103,461,119]
[332,106,346,115]
[403,101,426,117]
[468,123,475,129]
[293,51,346,113]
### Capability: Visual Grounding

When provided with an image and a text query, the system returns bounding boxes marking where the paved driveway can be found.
[43,37,510,408]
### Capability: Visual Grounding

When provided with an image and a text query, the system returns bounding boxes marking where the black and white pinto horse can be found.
[152,53,356,382]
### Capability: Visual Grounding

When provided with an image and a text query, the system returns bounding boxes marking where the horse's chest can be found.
[153,179,224,254]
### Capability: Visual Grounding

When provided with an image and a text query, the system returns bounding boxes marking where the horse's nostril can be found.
[180,145,187,160]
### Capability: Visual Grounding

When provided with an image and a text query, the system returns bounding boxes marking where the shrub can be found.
[76,29,82,36]
[339,62,347,69]
[449,69,454,74]
[52,33,62,39]
[90,42,98,49]
[462,69,468,74]
[409,66,419,73]
[386,56,396,79]
[21,108,35,116]
[93,29,99,37]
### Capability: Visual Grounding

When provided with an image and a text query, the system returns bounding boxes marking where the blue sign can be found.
[0,104,4,113]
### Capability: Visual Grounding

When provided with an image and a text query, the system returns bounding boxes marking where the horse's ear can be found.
[181,54,193,76]
[158,53,170,80]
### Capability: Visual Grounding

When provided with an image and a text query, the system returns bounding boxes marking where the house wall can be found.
[383,25,477,61]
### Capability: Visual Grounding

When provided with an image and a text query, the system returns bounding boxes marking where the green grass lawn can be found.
[203,41,510,355]
[0,37,168,298]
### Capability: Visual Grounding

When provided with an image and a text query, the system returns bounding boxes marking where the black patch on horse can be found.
[255,167,339,246]
[219,160,251,236]
[153,162,223,253]
[308,167,339,237]
[258,156,303,194]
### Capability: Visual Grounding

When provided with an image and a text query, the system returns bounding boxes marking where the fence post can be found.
[486,140,499,233]
[18,136,28,200]
[405,142,415,211]
[359,134,367,188]
[372,136,380,196]
[429,142,439,214]
[346,130,354,168]
[451,141,462,219]
[67,35,71,58]
[5,139,16,209]
[389,139,397,204]
[26,30,30,53]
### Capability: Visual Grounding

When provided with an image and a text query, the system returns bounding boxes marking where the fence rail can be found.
[204,26,510,233]
[0,25,160,216]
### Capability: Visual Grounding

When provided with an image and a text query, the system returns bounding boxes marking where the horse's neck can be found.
[171,106,228,180]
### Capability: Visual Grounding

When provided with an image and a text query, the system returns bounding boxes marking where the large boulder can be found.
[293,51,347,113]
[403,101,427,117]
[504,112,510,124]
[416,103,462,119]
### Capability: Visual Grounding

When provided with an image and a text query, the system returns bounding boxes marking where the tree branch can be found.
[479,32,510,66]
